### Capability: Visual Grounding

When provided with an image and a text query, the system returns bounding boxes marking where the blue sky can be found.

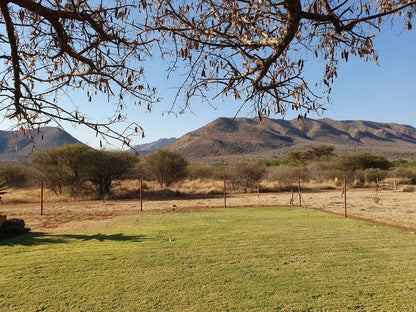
[117,24,415,148]
[1,21,415,149]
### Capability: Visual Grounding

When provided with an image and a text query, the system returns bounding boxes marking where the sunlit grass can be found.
[1,207,415,311]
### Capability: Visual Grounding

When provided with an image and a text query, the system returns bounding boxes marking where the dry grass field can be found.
[0,182,415,232]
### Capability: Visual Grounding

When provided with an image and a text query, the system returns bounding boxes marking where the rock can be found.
[0,218,29,239]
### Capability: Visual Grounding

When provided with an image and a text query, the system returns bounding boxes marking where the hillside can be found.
[132,137,176,153]
[0,127,81,163]
[166,117,416,163]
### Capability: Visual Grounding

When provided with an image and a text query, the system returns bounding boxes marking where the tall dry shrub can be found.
[228,163,266,191]
[267,165,310,185]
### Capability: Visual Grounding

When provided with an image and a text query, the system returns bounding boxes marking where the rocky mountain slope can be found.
[166,118,416,163]
[0,127,81,163]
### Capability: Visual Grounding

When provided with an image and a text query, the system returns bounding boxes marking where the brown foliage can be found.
[152,0,415,119]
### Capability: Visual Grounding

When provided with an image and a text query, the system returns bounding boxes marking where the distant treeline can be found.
[0,145,415,199]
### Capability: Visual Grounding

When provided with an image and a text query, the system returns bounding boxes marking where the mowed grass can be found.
[1,207,415,311]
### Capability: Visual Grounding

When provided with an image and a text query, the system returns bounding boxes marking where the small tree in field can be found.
[87,150,137,199]
[59,144,92,197]
[365,168,387,185]
[31,147,69,195]
[229,163,266,191]
[145,150,188,188]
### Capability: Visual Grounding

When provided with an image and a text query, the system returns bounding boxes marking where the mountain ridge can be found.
[132,137,176,153]
[0,127,82,163]
[165,117,416,163]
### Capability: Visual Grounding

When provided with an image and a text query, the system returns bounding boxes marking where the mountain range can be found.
[131,137,177,153]
[1,118,415,163]
[165,117,416,163]
[0,127,81,163]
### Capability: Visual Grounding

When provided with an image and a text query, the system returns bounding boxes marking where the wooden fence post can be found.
[344,178,347,218]
[40,179,44,216]
[140,177,143,212]
[223,178,227,209]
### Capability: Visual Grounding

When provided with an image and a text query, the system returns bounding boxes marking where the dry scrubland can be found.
[0,179,415,232]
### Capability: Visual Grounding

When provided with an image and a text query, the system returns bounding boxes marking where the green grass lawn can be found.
[1,207,415,311]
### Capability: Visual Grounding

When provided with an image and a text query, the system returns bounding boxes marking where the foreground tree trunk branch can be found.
[0,0,154,146]
[0,0,415,144]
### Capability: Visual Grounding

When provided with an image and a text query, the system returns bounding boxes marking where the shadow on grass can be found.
[0,232,148,246]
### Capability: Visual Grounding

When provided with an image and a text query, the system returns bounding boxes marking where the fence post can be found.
[140,177,143,212]
[223,178,227,209]
[290,189,294,207]
[344,177,347,218]
[298,177,302,207]
[40,179,44,216]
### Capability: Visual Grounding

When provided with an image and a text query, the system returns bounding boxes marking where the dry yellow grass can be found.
[3,187,71,204]
[0,186,415,232]
[0,178,415,232]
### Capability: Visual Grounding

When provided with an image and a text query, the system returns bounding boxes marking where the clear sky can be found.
[117,24,415,148]
[1,21,415,149]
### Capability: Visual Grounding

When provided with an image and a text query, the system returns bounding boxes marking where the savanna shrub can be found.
[187,164,215,180]
[144,150,188,188]
[365,168,387,184]
[267,165,310,184]
[0,163,32,188]
[228,163,266,190]
[337,153,392,171]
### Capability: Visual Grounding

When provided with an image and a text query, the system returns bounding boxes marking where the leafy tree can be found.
[187,164,215,180]
[58,144,92,197]
[31,144,92,195]
[87,150,137,198]
[287,151,304,163]
[365,168,387,184]
[305,146,336,161]
[31,147,69,194]
[228,163,266,190]
[337,153,392,171]
[288,146,336,163]
[0,163,31,188]
[144,150,188,188]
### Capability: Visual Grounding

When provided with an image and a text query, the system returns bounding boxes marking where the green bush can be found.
[365,168,387,184]
[144,150,188,188]
[0,163,31,188]
[87,150,137,198]
[210,163,230,180]
[288,146,336,163]
[337,153,392,171]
